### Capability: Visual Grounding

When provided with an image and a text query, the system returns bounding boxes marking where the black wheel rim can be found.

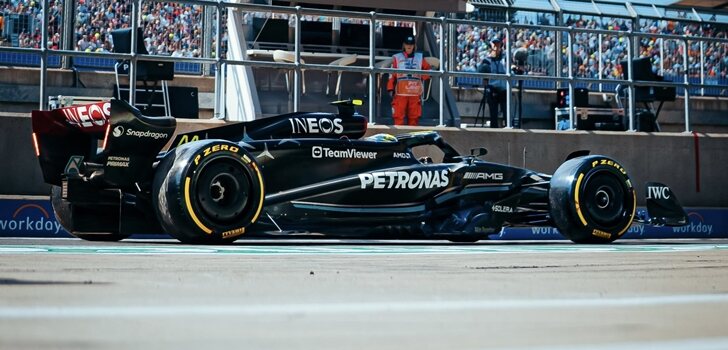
[195,159,251,222]
[581,170,626,227]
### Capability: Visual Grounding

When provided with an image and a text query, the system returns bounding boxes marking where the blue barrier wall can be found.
[1,198,726,240]
[0,198,65,237]
[0,52,202,74]
[493,208,728,240]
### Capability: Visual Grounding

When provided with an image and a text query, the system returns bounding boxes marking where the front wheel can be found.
[549,156,636,243]
[153,140,265,244]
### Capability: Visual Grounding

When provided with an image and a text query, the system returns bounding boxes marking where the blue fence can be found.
[3,50,725,95]
[455,75,728,96]
[455,74,727,97]
[0,51,61,67]
[0,52,202,74]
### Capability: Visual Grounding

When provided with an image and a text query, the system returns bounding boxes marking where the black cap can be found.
[404,36,415,44]
[491,38,502,45]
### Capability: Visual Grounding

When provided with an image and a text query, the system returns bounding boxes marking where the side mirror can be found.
[565,150,590,161]
[330,99,362,117]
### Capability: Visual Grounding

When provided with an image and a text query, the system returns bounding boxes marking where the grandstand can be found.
[454,1,728,94]
[1,0,727,130]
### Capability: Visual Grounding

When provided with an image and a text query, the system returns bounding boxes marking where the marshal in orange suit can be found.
[386,35,431,126]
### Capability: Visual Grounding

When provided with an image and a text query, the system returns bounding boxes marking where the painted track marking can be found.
[1,243,728,255]
[1,293,728,319]
[506,337,728,350]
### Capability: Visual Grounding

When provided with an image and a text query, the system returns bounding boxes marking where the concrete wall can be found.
[3,112,726,207]
[455,88,728,133]
[0,67,216,117]
[0,112,49,195]
[373,126,727,207]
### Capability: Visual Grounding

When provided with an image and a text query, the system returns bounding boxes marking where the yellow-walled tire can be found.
[549,156,636,244]
[153,140,265,244]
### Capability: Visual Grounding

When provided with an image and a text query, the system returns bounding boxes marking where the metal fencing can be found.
[1,0,727,131]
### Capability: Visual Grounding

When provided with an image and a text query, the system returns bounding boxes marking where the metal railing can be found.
[2,0,728,131]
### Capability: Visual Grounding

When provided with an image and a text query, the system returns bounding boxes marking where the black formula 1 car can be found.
[31,99,688,244]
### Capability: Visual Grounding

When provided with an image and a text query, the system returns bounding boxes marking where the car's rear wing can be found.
[31,99,176,189]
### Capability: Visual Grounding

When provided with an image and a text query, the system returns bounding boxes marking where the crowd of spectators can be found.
[638,19,728,80]
[1,0,62,48]
[73,0,129,54]
[73,0,205,57]
[1,0,209,57]
[455,12,560,76]
[564,16,631,79]
[139,2,204,57]
[455,9,728,83]
[3,1,727,81]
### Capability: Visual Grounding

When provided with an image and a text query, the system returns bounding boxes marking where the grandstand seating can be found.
[1,0,726,100]
[273,49,306,95]
[326,54,357,98]
[453,8,727,96]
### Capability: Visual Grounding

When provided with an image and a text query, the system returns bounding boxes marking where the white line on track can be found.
[503,337,728,350]
[1,244,728,255]
[1,294,727,319]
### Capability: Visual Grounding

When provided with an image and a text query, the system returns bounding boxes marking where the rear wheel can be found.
[153,140,265,244]
[549,156,636,243]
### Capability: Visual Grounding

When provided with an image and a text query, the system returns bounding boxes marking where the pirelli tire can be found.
[50,185,130,242]
[153,140,265,244]
[549,156,637,244]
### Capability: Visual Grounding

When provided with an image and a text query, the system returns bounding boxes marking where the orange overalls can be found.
[387,51,431,126]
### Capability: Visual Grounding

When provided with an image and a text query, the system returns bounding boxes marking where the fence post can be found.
[128,0,139,107]
[505,25,512,128]
[555,17,562,85]
[660,37,665,76]
[627,32,635,132]
[293,6,301,112]
[448,14,456,88]
[213,0,224,119]
[61,0,74,69]
[598,33,603,92]
[438,16,445,127]
[39,0,48,110]
[683,37,691,132]
[567,28,574,130]
[368,11,376,124]
[700,39,705,96]
[202,5,214,76]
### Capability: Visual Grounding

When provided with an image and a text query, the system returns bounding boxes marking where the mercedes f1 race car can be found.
[31,99,688,244]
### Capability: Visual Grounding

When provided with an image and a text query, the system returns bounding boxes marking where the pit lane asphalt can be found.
[1,237,728,350]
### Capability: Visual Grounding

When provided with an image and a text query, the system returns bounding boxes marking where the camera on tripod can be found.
[511,48,528,75]
[474,46,529,128]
